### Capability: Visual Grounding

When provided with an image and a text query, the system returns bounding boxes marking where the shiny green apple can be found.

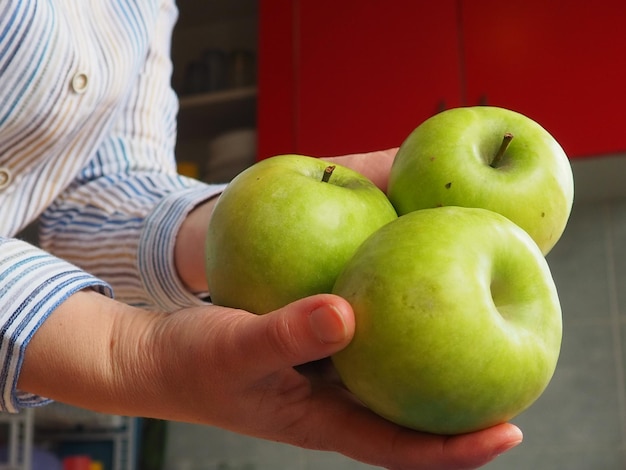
[205,154,398,314]
[388,106,574,254]
[331,206,562,435]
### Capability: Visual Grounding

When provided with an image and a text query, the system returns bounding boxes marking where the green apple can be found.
[331,206,562,435]
[205,154,398,314]
[387,106,574,254]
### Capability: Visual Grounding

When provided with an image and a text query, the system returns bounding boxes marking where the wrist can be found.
[174,197,219,294]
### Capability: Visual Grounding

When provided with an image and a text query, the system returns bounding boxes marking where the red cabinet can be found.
[258,1,461,158]
[461,0,626,158]
[259,1,626,160]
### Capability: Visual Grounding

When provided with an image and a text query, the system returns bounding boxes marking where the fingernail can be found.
[494,429,524,456]
[309,304,349,344]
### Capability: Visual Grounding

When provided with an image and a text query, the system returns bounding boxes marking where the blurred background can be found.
[5,1,626,469]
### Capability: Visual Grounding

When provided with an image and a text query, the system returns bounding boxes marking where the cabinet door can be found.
[258,0,462,159]
[461,0,626,158]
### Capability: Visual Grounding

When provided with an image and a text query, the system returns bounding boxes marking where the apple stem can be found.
[322,165,336,183]
[491,133,514,167]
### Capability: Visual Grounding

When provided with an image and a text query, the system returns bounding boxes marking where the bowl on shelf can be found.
[205,128,257,183]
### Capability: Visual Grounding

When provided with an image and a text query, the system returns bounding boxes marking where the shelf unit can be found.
[172,0,258,183]
[176,86,257,142]
[0,409,33,470]
[36,416,136,470]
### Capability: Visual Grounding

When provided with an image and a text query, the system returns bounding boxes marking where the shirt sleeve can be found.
[38,1,228,312]
[0,237,112,412]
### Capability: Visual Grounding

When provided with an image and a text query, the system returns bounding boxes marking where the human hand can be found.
[21,291,521,469]
[323,147,398,193]
[174,148,398,294]
[146,294,523,469]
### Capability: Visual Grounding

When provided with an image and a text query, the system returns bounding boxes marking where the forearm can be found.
[41,178,224,311]
[19,288,228,422]
[17,288,251,424]
[17,290,158,416]
[17,287,523,470]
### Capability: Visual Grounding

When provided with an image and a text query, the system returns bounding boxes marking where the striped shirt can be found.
[0,0,225,411]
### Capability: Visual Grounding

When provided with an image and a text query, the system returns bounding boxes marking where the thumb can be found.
[243,294,355,376]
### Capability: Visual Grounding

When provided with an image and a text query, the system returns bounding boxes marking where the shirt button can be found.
[0,167,12,190]
[71,72,89,94]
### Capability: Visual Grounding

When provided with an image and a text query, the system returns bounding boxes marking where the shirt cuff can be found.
[0,238,112,413]
[138,184,226,311]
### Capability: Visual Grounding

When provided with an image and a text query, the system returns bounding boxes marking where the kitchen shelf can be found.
[36,415,136,470]
[179,86,256,110]
[174,0,257,30]
[0,409,33,470]
[176,87,257,141]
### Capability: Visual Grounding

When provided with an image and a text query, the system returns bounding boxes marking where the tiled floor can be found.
[165,155,626,470]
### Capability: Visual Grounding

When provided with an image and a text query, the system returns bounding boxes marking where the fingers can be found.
[192,294,524,470]
[290,384,523,470]
[384,422,523,470]
[438,423,523,469]
[233,294,355,378]
[167,297,523,470]
[323,148,397,192]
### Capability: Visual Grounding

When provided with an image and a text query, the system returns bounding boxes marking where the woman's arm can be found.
[18,289,522,470]
[38,0,225,312]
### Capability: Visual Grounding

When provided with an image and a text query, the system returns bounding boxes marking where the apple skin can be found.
[331,206,562,435]
[205,154,398,314]
[387,106,574,255]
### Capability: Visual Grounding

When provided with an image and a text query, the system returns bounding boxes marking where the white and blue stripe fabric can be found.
[0,0,225,412]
